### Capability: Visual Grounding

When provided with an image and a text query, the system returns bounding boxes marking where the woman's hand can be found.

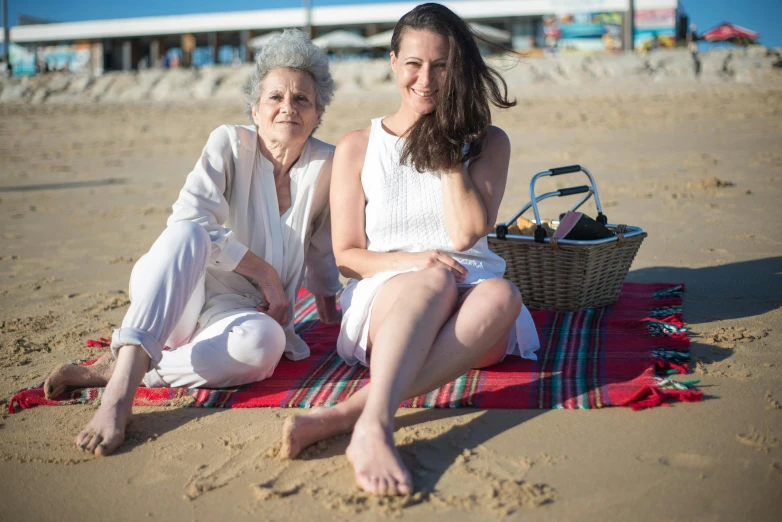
[412,250,467,283]
[234,250,290,325]
[254,263,290,325]
[315,294,342,325]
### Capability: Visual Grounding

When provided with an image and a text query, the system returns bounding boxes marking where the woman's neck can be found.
[385,105,423,137]
[258,136,306,178]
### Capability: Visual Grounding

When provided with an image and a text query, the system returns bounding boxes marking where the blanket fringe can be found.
[7,390,49,413]
[652,358,689,375]
[627,377,703,411]
[86,337,111,348]
[650,348,691,375]
[627,386,703,411]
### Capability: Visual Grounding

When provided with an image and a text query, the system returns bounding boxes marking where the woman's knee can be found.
[417,267,458,301]
[229,316,286,370]
[479,279,522,319]
[158,221,210,259]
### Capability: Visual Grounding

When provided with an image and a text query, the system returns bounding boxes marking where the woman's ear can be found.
[390,51,397,74]
[251,103,260,126]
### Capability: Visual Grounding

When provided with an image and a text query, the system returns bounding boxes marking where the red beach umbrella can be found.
[701,22,759,44]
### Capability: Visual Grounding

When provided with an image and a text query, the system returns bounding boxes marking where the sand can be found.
[0,79,781,521]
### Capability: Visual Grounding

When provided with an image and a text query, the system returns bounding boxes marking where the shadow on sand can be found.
[0,178,127,192]
[627,256,782,322]
[298,376,560,492]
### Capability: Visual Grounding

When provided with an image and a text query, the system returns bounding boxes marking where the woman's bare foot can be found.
[280,407,354,459]
[346,420,413,496]
[73,344,150,456]
[74,393,132,456]
[44,353,116,400]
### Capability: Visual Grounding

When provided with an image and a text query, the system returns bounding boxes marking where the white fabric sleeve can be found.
[167,125,249,272]
[303,206,342,296]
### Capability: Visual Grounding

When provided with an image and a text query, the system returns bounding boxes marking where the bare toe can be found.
[353,471,373,493]
[84,433,104,453]
[395,475,412,495]
[95,433,124,457]
[378,477,392,496]
[76,431,94,452]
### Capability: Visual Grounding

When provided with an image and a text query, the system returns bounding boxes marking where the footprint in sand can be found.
[250,480,302,501]
[702,326,769,345]
[182,433,270,500]
[736,427,780,453]
[765,391,782,411]
[0,312,58,333]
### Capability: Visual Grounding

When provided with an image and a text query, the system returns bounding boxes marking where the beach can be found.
[0,71,781,520]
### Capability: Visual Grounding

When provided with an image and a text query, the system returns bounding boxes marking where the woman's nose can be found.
[418,65,432,87]
[280,99,295,114]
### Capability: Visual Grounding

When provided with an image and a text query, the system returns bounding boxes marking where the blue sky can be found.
[5,0,781,47]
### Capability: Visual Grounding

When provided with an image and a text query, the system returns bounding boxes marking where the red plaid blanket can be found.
[9,283,701,413]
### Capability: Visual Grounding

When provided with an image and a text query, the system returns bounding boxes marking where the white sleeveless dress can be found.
[336,118,541,366]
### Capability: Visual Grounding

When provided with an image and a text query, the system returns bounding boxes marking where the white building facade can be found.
[1,0,685,75]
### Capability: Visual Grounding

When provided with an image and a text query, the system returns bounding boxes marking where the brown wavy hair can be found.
[391,3,516,173]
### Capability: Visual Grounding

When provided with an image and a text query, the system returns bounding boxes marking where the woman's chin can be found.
[410,102,436,116]
[266,128,309,143]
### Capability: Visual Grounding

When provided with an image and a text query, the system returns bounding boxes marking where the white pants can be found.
[110,221,286,389]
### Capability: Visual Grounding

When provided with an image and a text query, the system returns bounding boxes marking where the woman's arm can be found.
[304,156,342,324]
[168,126,249,272]
[314,294,341,324]
[440,126,511,252]
[170,126,289,325]
[330,129,467,281]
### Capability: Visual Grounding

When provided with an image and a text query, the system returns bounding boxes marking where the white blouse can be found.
[168,125,341,360]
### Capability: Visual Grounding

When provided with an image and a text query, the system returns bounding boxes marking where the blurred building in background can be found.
[0,0,687,76]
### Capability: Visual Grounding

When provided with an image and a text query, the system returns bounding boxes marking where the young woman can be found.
[281,4,540,495]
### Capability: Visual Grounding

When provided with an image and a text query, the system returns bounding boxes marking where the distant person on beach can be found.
[43,29,342,456]
[280,3,540,495]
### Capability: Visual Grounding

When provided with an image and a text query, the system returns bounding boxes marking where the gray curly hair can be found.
[244,29,334,125]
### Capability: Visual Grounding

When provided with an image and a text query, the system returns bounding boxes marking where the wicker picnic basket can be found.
[488,165,647,312]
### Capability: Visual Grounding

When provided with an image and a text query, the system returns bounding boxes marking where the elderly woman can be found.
[42,29,341,456]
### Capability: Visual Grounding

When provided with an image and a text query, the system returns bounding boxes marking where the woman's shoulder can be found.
[203,124,254,153]
[486,125,509,144]
[336,126,371,155]
[306,136,337,159]
[481,125,510,155]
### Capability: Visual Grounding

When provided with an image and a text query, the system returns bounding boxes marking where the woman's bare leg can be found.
[65,221,209,456]
[345,268,459,495]
[73,345,150,456]
[282,276,521,495]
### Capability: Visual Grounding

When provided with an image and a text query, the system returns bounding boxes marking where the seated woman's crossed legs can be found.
[281,267,522,495]
[44,310,285,399]
[44,221,286,456]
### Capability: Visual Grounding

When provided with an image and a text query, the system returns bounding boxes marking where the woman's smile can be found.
[411,88,435,98]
